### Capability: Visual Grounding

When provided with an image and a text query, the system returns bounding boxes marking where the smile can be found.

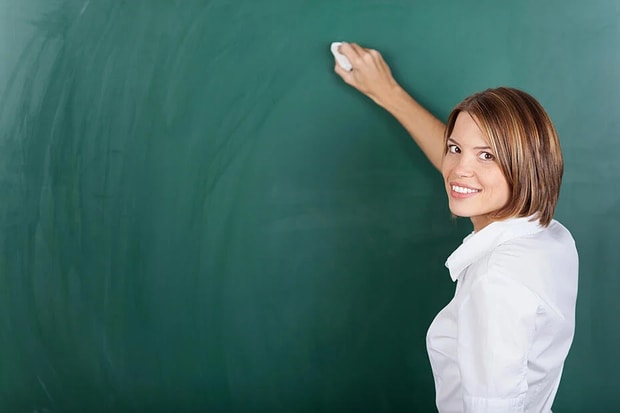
[451,185,481,194]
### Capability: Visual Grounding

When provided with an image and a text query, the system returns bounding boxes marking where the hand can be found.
[333,42,402,108]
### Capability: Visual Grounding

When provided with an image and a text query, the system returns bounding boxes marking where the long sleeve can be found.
[457,272,540,413]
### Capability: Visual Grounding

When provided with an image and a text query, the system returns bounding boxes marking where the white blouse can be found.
[426,217,578,413]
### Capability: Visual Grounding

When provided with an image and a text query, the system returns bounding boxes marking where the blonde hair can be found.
[445,87,563,227]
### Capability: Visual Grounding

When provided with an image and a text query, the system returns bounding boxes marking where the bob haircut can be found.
[444,87,563,227]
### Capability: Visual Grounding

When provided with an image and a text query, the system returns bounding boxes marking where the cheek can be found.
[440,157,452,179]
[501,181,511,201]
[491,172,511,198]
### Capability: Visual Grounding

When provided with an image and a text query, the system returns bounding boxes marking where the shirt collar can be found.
[445,216,544,282]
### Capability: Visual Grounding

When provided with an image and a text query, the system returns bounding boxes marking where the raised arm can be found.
[334,42,446,171]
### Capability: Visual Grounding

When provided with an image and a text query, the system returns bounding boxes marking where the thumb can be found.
[334,63,355,84]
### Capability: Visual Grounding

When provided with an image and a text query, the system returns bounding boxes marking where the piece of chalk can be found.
[330,42,352,71]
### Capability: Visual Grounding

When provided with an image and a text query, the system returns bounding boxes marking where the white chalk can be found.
[330,42,352,71]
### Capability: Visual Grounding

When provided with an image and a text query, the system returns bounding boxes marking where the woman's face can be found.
[441,112,510,232]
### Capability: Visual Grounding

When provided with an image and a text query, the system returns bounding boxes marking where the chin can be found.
[448,204,474,218]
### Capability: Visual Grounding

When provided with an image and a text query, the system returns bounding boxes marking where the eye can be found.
[479,151,495,161]
[447,144,460,154]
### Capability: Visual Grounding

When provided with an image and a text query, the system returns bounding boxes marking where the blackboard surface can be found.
[1,1,618,412]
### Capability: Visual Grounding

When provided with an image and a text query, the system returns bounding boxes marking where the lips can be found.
[449,182,481,199]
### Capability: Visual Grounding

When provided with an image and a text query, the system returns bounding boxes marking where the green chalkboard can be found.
[1,0,618,412]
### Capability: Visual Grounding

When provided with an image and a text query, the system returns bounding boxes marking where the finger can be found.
[352,43,381,68]
[334,63,354,83]
[348,42,367,59]
[367,48,382,59]
[338,42,362,63]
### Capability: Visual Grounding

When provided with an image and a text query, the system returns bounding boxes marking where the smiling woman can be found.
[333,42,578,413]
[443,88,564,230]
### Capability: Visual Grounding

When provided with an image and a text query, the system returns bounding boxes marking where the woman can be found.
[333,42,578,413]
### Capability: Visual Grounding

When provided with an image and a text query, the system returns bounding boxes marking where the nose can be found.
[454,155,475,178]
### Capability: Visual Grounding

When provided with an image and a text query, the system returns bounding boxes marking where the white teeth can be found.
[452,185,480,194]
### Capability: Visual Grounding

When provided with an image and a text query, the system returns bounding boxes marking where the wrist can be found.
[374,84,409,112]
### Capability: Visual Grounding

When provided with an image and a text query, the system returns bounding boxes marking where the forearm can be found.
[376,86,446,171]
[333,42,447,170]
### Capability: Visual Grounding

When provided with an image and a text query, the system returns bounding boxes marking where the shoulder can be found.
[490,220,576,266]
[484,219,578,303]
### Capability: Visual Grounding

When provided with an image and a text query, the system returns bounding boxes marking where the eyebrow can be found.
[447,137,492,151]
